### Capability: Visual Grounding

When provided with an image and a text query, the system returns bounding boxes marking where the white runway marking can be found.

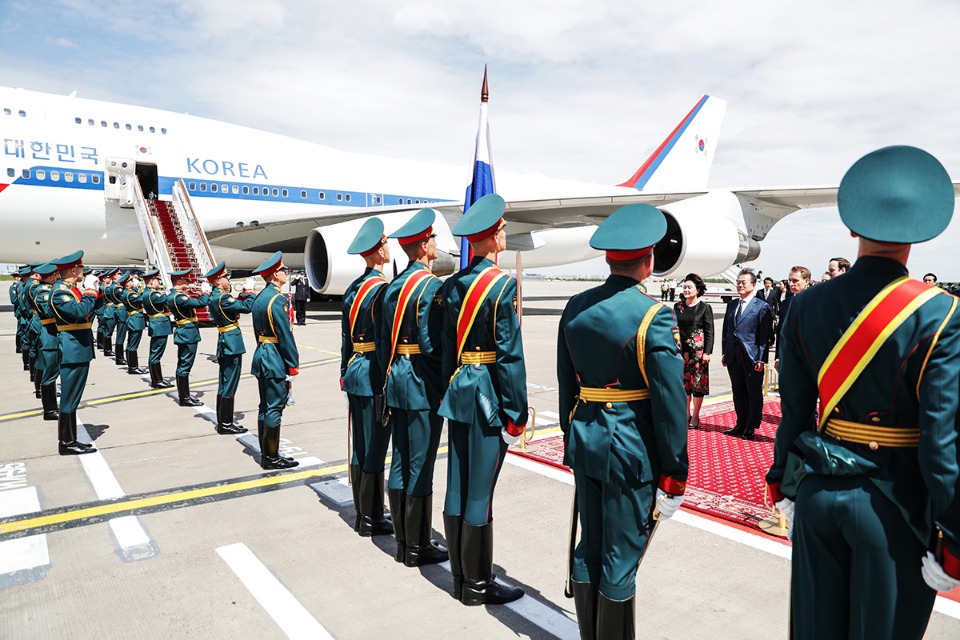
[0,486,49,584]
[76,419,158,561]
[217,543,334,639]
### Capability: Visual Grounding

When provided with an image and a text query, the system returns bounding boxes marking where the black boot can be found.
[22,349,30,371]
[115,346,126,366]
[349,464,362,532]
[596,594,635,640]
[260,426,298,470]
[58,412,95,455]
[461,521,524,606]
[177,376,203,407]
[443,513,464,600]
[15,340,21,354]
[41,384,59,421]
[97,333,103,350]
[33,366,42,398]
[388,488,406,562]
[404,493,449,567]
[572,581,599,640]
[29,355,36,381]
[103,338,114,357]
[217,396,247,434]
[127,351,147,375]
[149,362,173,388]
[358,471,393,536]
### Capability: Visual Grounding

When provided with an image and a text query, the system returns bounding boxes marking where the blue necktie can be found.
[735,299,745,323]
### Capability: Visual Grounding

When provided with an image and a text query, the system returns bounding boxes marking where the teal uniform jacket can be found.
[122,288,147,332]
[251,284,299,430]
[438,256,528,525]
[8,281,19,307]
[377,261,443,495]
[34,282,60,386]
[209,287,255,398]
[49,279,102,413]
[111,284,128,344]
[557,275,688,599]
[144,290,172,337]
[166,290,208,345]
[17,280,37,351]
[767,256,960,639]
[102,283,118,337]
[341,268,389,473]
[22,280,42,357]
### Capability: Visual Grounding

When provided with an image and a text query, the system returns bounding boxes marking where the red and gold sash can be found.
[455,266,509,361]
[348,275,387,339]
[389,269,435,363]
[817,277,941,428]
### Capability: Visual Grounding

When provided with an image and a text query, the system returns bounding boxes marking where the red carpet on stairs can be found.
[510,398,783,533]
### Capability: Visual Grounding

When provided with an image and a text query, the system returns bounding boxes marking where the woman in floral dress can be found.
[674,273,714,428]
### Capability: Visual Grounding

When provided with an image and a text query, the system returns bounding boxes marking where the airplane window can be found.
[92,174,101,184]
[138,125,143,132]
[88,119,94,126]
[210,184,218,193]
[188,182,196,190]
[36,169,46,180]
[199,182,207,192]
[232,185,239,194]
[300,190,306,199]
[3,108,10,115]
[113,122,119,129]
[75,117,81,124]
[78,173,87,183]
[50,171,60,181]
[242,186,249,195]
[337,193,343,202]
[125,124,132,130]
[149,126,155,133]
[161,128,167,134]
[318,192,325,200]
[222,184,228,193]
[375,196,381,204]
[346,194,352,202]
[252,186,259,195]
[65,172,74,182]
[101,121,107,127]
[281,189,288,198]
[6,168,14,177]
[18,110,26,117]
[22,169,30,179]
[109,176,116,184]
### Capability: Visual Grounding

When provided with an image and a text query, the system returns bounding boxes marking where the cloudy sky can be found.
[2,0,960,279]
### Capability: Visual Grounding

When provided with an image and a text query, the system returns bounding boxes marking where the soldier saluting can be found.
[558,204,688,638]
[166,269,210,407]
[142,270,174,389]
[438,194,527,606]
[767,146,960,639]
[33,262,61,421]
[121,273,149,375]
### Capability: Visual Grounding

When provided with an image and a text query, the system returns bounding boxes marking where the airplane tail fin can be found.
[618,95,727,192]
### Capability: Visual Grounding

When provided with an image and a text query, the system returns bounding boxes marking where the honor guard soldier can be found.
[15,264,37,373]
[49,251,102,455]
[93,271,107,351]
[121,273,149,375]
[111,272,130,366]
[558,204,688,638]
[342,219,393,534]
[99,268,119,356]
[767,146,960,640]
[142,270,174,388]
[205,261,256,435]
[166,269,210,406]
[20,265,42,391]
[377,208,448,566]
[438,194,528,606]
[9,268,24,354]
[32,263,61,418]
[250,252,300,469]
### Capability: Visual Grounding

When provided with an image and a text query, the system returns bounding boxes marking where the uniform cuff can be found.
[505,420,525,437]
[83,289,98,297]
[768,482,784,504]
[945,544,960,580]
[287,367,299,376]
[658,474,686,496]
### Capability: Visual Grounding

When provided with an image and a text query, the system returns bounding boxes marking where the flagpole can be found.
[461,66,495,270]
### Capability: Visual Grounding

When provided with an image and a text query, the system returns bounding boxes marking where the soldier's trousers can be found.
[348,395,392,475]
[125,329,143,352]
[103,312,116,339]
[257,375,288,429]
[791,475,936,640]
[218,354,242,398]
[115,320,127,351]
[388,408,443,497]
[444,419,507,527]
[58,363,89,413]
[572,463,655,601]
[39,348,59,386]
[148,336,168,364]
[175,343,198,376]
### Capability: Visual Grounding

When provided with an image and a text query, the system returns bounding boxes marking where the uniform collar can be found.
[604,274,642,290]
[848,255,909,278]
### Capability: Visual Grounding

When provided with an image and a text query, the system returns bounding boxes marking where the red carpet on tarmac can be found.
[510,399,782,533]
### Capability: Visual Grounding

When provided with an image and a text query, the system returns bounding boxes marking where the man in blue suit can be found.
[722,268,773,440]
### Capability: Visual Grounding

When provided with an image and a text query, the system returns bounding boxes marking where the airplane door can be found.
[367,193,384,207]
[136,163,159,199]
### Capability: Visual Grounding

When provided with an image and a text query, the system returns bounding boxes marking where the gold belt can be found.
[353,341,376,353]
[578,387,651,402]
[822,418,920,449]
[57,322,92,332]
[106,302,116,307]
[461,351,496,364]
[41,318,56,325]
[258,336,279,344]
[176,317,198,325]
[396,344,421,355]
[32,310,38,315]
[218,323,240,333]
[149,313,168,319]
[128,309,143,315]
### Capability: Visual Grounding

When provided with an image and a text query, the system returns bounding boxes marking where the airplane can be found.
[0,85,845,295]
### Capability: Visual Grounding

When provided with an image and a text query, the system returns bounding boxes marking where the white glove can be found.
[82,274,98,290]
[285,375,295,383]
[501,428,521,446]
[921,551,960,592]
[200,282,212,294]
[655,489,684,520]
[775,498,796,541]
[244,278,256,291]
[130,276,140,287]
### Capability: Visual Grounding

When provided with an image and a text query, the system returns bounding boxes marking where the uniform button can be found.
[476,346,481,351]
[833,407,840,414]
[605,402,613,409]
[869,441,879,451]
[870,416,880,423]
[402,338,408,343]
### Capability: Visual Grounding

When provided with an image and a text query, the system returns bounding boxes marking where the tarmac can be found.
[1,279,958,639]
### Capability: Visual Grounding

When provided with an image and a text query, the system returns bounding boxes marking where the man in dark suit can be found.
[292,273,309,326]
[722,268,773,440]
[756,276,780,315]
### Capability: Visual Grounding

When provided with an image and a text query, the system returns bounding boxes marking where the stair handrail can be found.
[131,179,175,289]
[171,180,216,277]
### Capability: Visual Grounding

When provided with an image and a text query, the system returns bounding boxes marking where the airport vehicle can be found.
[0,86,838,293]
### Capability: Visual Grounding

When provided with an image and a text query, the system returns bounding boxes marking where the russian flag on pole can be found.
[461,67,496,269]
